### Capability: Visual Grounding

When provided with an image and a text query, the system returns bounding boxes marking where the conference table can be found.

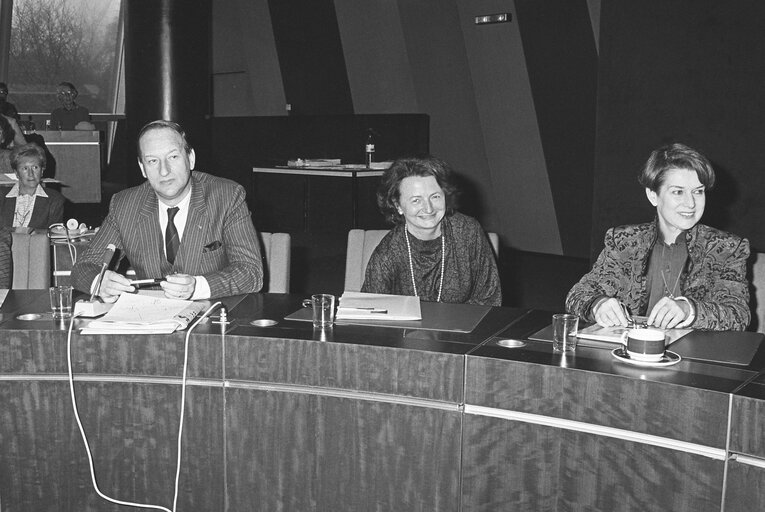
[1,290,764,511]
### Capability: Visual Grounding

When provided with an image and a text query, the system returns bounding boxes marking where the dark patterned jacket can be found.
[566,221,750,331]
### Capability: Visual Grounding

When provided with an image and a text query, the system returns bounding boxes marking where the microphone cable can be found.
[67,301,223,511]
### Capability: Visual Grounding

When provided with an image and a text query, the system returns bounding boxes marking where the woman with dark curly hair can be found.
[361,156,501,306]
[566,143,750,330]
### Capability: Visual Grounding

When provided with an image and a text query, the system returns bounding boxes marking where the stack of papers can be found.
[336,291,421,321]
[80,293,207,334]
[576,317,691,344]
[287,158,341,168]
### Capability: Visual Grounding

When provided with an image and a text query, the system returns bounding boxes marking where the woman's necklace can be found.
[404,227,445,302]
[660,243,682,299]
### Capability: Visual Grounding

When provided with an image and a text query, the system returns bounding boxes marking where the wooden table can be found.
[0,290,763,511]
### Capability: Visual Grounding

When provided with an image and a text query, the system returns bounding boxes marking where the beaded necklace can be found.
[404,227,445,302]
[660,242,683,299]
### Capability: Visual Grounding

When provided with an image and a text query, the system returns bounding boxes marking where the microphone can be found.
[74,244,117,318]
[90,243,117,302]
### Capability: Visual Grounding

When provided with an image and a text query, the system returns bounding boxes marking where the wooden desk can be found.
[0,291,763,511]
[40,130,102,203]
[252,166,386,232]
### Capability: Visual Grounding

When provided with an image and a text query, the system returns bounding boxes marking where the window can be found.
[7,0,123,115]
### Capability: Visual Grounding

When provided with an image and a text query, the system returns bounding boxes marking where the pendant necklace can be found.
[405,227,445,302]
[660,243,682,299]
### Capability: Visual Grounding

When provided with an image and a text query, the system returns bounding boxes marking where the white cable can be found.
[67,301,223,511]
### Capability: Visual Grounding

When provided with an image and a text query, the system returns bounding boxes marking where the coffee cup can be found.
[620,328,666,362]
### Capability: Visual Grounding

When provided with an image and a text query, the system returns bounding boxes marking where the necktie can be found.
[165,207,180,264]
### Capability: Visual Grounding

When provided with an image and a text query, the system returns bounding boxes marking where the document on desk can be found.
[80,293,206,334]
[576,318,691,345]
[337,291,421,321]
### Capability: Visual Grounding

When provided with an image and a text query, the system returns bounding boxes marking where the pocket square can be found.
[203,240,222,252]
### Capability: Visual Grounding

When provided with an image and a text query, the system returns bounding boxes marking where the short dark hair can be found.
[136,119,193,158]
[377,156,458,225]
[10,143,46,171]
[639,143,716,191]
[57,81,78,96]
[0,115,13,149]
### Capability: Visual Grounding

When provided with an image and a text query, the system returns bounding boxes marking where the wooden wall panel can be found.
[730,394,765,457]
[461,416,559,511]
[462,416,723,512]
[226,388,462,512]
[724,461,765,512]
[465,356,729,446]
[557,430,722,512]
[0,381,224,511]
[0,330,223,380]
[226,335,465,403]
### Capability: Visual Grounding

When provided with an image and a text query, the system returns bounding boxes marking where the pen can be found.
[129,278,165,286]
[342,307,388,314]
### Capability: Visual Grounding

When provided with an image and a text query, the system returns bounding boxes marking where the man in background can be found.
[0,83,19,120]
[71,119,263,301]
[50,82,90,130]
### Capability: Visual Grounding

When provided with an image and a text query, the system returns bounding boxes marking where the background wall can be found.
[594,0,765,256]
[211,0,599,258]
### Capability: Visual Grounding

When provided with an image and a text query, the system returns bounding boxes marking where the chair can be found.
[11,231,51,289]
[344,228,499,292]
[259,232,291,293]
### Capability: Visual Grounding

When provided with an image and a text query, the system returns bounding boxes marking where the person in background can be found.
[50,82,90,130]
[0,83,19,120]
[0,143,64,231]
[0,114,26,174]
[566,143,750,330]
[71,119,263,301]
[362,156,501,306]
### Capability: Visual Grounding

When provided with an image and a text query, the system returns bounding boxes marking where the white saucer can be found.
[611,347,681,367]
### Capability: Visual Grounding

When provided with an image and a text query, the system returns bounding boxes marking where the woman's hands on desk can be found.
[592,296,692,329]
[98,270,196,301]
[591,297,630,327]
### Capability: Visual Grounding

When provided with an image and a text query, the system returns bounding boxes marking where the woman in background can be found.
[566,143,749,330]
[362,156,501,306]
[0,143,65,231]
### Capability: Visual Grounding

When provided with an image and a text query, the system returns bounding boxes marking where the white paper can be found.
[81,293,205,334]
[337,291,421,321]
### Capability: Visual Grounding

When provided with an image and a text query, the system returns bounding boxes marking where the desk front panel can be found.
[42,130,102,203]
[461,337,750,512]
[1,292,764,511]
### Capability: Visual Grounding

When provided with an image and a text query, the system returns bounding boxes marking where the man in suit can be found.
[71,120,263,301]
[0,143,65,230]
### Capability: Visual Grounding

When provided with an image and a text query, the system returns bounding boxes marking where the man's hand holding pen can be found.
[97,271,196,301]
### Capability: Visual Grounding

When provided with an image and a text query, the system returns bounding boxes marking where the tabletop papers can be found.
[80,293,206,334]
[337,291,422,321]
[576,317,691,345]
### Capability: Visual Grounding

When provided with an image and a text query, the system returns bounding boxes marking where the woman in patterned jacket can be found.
[566,143,750,331]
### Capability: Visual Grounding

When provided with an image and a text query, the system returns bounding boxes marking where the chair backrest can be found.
[344,229,389,292]
[344,228,499,292]
[260,232,291,293]
[751,252,765,332]
[12,231,50,289]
